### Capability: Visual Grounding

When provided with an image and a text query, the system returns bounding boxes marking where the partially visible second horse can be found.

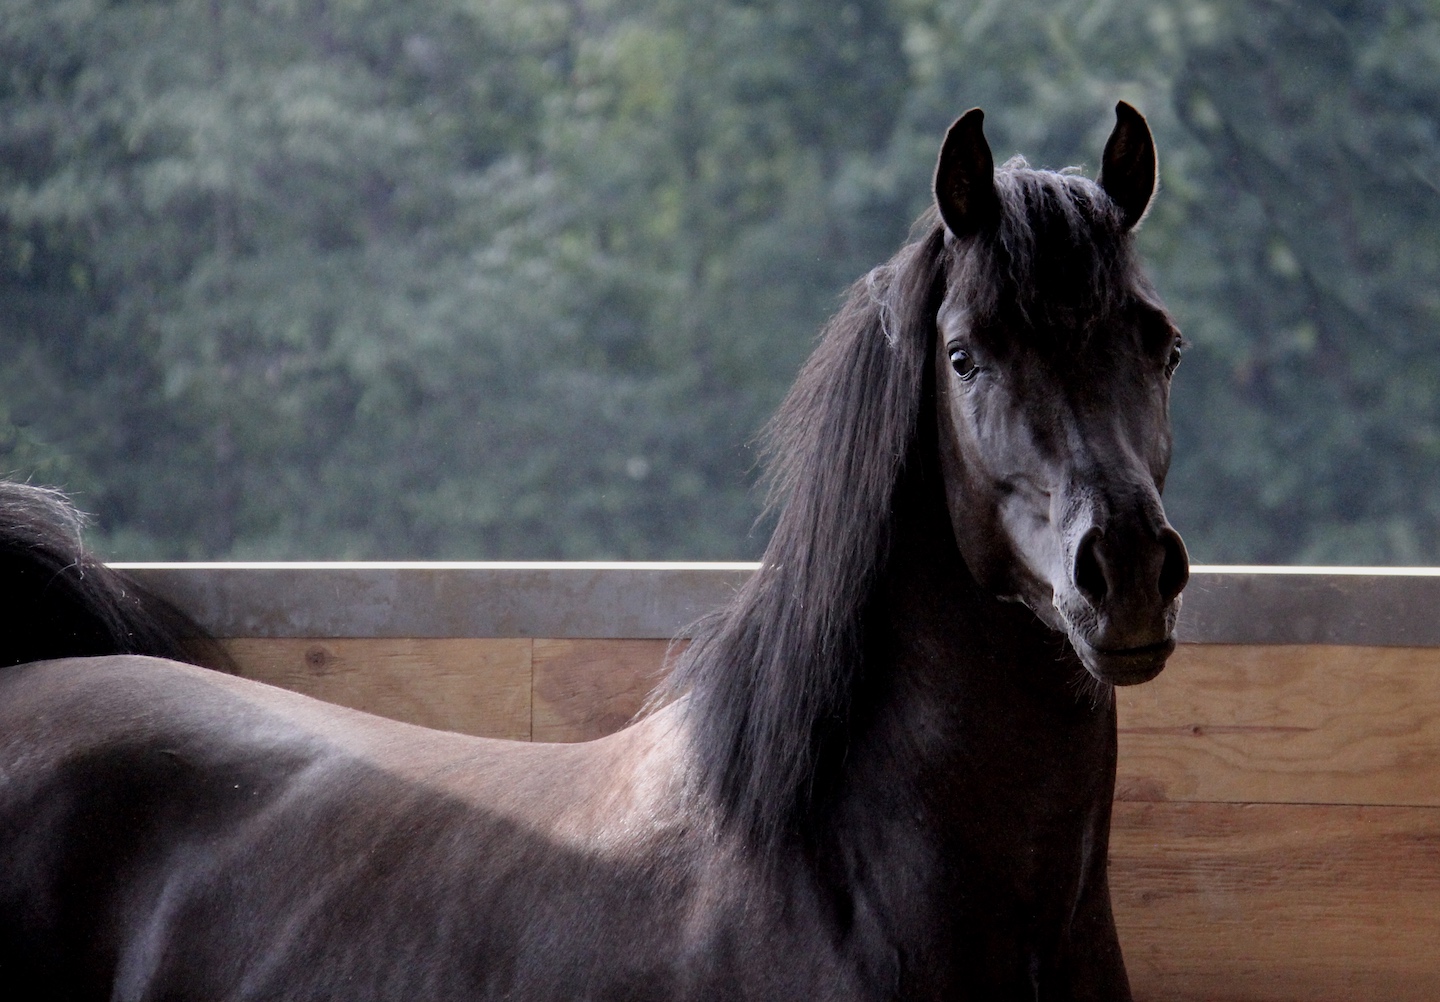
[0,102,1187,1000]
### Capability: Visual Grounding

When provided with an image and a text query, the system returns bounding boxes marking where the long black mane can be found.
[664,161,1142,856]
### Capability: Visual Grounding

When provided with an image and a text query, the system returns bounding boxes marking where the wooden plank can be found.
[222,638,534,740]
[1112,801,1440,1001]
[219,638,1440,813]
[1117,644,1440,806]
[531,638,679,742]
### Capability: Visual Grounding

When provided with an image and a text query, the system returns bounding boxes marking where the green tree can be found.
[6,0,1440,565]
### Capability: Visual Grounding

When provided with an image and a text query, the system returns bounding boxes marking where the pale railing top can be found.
[113,563,1440,646]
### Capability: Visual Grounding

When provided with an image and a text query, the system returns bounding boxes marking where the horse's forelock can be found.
[954,161,1137,338]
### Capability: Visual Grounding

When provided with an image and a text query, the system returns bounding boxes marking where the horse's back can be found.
[0,656,772,1001]
[0,653,657,801]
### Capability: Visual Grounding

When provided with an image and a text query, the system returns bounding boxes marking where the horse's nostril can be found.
[1074,527,1108,606]
[1158,527,1189,604]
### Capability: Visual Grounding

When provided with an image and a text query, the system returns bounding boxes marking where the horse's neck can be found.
[816,469,1119,984]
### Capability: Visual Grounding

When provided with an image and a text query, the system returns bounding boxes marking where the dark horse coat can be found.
[0,104,1187,1001]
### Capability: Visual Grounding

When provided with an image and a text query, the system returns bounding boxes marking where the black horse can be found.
[0,103,1186,1000]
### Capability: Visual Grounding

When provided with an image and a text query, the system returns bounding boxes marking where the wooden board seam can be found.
[526,638,536,744]
[1119,797,1440,808]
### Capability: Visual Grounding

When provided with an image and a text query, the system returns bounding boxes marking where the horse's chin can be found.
[1009,586,1178,686]
[1069,634,1175,686]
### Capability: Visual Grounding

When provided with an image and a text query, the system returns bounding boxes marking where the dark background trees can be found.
[3,0,1439,563]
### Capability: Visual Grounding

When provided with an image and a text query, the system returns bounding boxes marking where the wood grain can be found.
[1117,644,1440,806]
[219,639,1440,811]
[222,638,534,740]
[1113,801,1440,1001]
[532,638,679,742]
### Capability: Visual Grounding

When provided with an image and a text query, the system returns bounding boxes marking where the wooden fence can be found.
[125,563,1440,1002]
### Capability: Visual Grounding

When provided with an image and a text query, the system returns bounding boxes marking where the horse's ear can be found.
[1098,101,1156,229]
[934,108,1000,238]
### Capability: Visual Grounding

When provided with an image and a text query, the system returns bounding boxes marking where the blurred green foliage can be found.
[2,0,1439,563]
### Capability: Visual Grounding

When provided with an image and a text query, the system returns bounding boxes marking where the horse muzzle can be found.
[1055,519,1189,686]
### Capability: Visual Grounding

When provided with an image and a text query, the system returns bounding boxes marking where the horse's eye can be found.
[1164,343,1182,378]
[949,346,978,381]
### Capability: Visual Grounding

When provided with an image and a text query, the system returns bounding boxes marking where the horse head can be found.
[932,103,1189,686]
